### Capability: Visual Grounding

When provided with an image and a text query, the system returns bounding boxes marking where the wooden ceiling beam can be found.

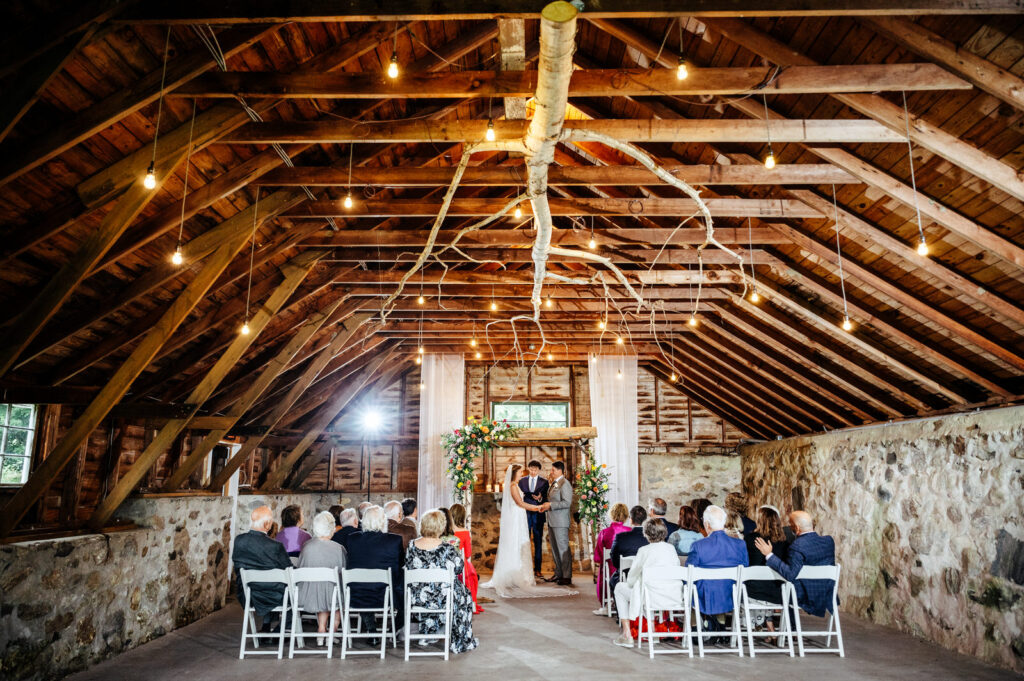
[225,117,902,144]
[258,163,857,187]
[326,268,742,286]
[321,246,779,265]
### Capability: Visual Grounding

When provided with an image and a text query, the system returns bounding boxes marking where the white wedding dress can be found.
[481,466,577,598]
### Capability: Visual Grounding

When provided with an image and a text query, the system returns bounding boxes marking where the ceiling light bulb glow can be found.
[388,54,399,79]
[343,192,353,209]
[764,151,776,170]
[171,248,183,265]
[143,162,157,189]
[916,240,929,257]
[485,119,496,142]
[842,317,853,332]
[676,57,688,80]
[240,321,251,335]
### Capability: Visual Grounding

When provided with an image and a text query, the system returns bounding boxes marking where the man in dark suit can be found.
[649,497,679,536]
[232,505,291,630]
[384,500,416,551]
[331,508,360,549]
[754,510,836,617]
[518,460,549,576]
[346,505,405,632]
[609,505,649,593]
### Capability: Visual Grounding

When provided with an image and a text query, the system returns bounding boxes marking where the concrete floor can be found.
[69,576,1016,681]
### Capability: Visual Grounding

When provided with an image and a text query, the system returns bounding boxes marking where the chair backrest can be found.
[687,565,741,583]
[620,556,635,571]
[794,564,840,581]
[642,565,689,584]
[240,568,290,588]
[291,566,341,586]
[405,567,454,588]
[740,565,786,583]
[342,568,392,588]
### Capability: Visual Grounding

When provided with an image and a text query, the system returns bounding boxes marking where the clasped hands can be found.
[533,502,551,512]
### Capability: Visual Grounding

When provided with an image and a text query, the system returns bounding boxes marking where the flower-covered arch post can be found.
[442,417,522,503]
[574,441,610,545]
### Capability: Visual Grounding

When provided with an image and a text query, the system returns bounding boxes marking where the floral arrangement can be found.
[575,443,610,533]
[442,417,522,502]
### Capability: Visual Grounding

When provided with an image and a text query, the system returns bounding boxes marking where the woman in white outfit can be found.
[613,518,680,647]
[481,464,577,598]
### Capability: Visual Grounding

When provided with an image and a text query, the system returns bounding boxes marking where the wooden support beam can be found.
[258,349,400,491]
[863,16,1024,112]
[322,246,779,265]
[322,268,741,286]
[258,163,857,187]
[0,225,253,539]
[225,117,902,144]
[86,251,322,529]
[704,17,1024,203]
[207,311,377,490]
[0,26,273,187]
[0,151,186,379]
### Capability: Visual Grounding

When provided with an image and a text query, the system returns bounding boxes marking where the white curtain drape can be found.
[588,355,639,508]
[417,353,466,512]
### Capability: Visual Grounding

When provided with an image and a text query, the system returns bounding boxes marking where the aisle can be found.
[68,575,1012,681]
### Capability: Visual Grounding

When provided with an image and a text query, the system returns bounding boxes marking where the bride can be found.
[481,464,576,598]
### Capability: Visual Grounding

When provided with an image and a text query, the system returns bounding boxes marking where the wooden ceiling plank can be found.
[644,362,767,440]
[300,227,789,246]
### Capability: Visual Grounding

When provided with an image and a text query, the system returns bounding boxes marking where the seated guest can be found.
[448,503,483,614]
[687,505,749,623]
[668,505,703,557]
[592,502,631,614]
[401,497,418,532]
[275,504,311,557]
[611,518,679,648]
[331,508,360,549]
[384,500,416,551]
[297,511,348,645]
[406,510,479,654]
[345,505,405,631]
[439,507,462,550]
[649,497,679,536]
[754,510,836,617]
[609,505,649,593]
[726,492,756,536]
[232,506,291,630]
[328,504,345,533]
[725,510,746,539]
[690,498,712,535]
[743,505,790,626]
[357,501,372,518]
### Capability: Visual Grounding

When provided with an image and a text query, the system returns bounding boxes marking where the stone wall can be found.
[640,451,741,514]
[740,405,1024,673]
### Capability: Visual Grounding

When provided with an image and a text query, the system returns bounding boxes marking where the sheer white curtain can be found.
[588,355,639,508]
[417,353,466,513]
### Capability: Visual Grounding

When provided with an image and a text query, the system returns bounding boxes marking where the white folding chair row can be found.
[688,565,744,657]
[788,564,844,657]
[238,568,291,660]
[403,567,455,661]
[288,567,342,659]
[341,568,398,660]
[738,566,794,657]
[640,566,692,658]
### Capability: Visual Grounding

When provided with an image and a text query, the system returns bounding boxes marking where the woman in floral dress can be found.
[405,509,478,654]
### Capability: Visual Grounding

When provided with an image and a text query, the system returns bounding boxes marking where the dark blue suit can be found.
[766,531,836,617]
[345,530,405,627]
[232,530,292,616]
[687,530,749,615]
[331,525,360,550]
[608,526,649,592]
[519,474,549,572]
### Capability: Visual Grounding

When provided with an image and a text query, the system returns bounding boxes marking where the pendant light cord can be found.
[151,27,172,168]
[762,93,773,157]
[746,216,757,289]
[901,91,927,245]
[245,189,260,320]
[175,100,198,250]
[831,184,850,320]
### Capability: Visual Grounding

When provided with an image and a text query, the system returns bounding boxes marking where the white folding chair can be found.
[288,567,343,659]
[640,565,692,658]
[601,559,613,617]
[738,566,794,657]
[687,565,743,657]
[789,564,844,657]
[238,568,290,659]
[403,567,455,661]
[341,568,397,659]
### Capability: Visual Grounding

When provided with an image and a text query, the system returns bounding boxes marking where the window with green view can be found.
[491,401,569,429]
[0,404,37,485]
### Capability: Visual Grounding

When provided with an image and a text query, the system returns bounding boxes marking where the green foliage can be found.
[441,417,522,503]
[575,444,610,533]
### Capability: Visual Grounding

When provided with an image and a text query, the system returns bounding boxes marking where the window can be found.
[0,404,37,485]
[491,401,569,429]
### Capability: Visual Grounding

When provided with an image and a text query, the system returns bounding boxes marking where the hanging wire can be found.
[149,27,172,169]
[747,216,759,300]
[347,142,354,193]
[831,184,852,327]
[244,188,260,323]
[175,100,198,253]
[901,91,928,253]
[762,93,775,167]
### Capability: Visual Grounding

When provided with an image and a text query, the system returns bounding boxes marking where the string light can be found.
[547,352,554,361]
[418,345,424,354]
[470,338,478,347]
[344,143,354,209]
[545,297,553,308]
[419,380,425,388]
[387,27,400,79]
[171,248,183,266]
[171,99,197,266]
[676,20,689,80]
[688,315,697,327]
[240,187,260,336]
[749,290,760,303]
[588,216,597,250]
[417,295,425,304]
[747,216,760,302]
[144,27,172,189]
[831,185,853,333]
[590,354,597,363]
[485,118,496,142]
[490,301,498,311]
[616,369,623,380]
[762,94,775,170]
[670,372,678,382]
[514,204,522,219]
[240,321,251,335]
[616,336,624,345]
[415,356,422,365]
[901,91,929,258]
[597,319,606,329]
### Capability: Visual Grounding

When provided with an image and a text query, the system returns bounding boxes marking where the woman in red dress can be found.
[449,503,483,614]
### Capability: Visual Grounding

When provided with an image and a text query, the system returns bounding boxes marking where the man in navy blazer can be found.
[609,506,649,592]
[518,460,549,575]
[754,510,836,617]
[232,505,292,630]
[686,505,749,616]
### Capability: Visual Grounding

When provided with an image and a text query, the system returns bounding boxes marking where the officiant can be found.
[518,460,549,576]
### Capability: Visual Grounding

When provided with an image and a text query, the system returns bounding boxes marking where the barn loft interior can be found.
[0,1,1023,679]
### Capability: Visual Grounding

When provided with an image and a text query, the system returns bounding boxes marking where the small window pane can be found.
[1,457,28,485]
[493,403,530,423]
[532,421,565,429]
[9,405,33,428]
[4,429,29,455]
[0,404,8,426]
[531,403,567,422]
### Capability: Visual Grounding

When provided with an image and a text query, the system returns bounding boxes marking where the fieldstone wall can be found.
[740,405,1024,673]
[640,451,741,514]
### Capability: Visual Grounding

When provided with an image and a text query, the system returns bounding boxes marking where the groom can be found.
[518,460,549,576]
[545,461,574,586]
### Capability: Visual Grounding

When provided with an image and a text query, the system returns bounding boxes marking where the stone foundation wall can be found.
[640,451,741,514]
[740,405,1024,673]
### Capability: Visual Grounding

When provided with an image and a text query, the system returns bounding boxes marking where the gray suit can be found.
[545,476,573,581]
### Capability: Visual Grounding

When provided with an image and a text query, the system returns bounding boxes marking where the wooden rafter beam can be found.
[322,268,742,286]
[224,118,903,144]
[321,246,779,265]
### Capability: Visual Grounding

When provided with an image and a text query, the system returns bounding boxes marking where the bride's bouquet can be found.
[442,417,522,502]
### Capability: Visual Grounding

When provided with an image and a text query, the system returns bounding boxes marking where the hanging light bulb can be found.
[764,150,776,170]
[688,315,698,327]
[490,301,497,311]
[597,319,606,330]
[387,53,399,79]
[588,237,597,250]
[916,238,929,257]
[143,162,157,189]
[419,381,425,389]
[415,356,422,365]
[240,320,251,336]
[616,369,623,380]
[547,353,554,361]
[749,289,760,303]
[616,336,624,345]
[470,337,477,347]
[417,295,425,305]
[485,119,496,142]
[545,297,553,308]
[343,191,353,209]
[590,354,597,363]
[841,316,853,332]
[670,371,678,382]
[514,205,522,219]
[475,351,482,359]
[170,248,183,266]
[418,345,424,354]
[676,56,688,80]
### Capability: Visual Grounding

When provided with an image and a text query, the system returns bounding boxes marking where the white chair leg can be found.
[239,605,250,659]
[693,591,705,658]
[834,608,845,657]
[742,594,755,658]
[404,593,411,661]
[793,595,805,657]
